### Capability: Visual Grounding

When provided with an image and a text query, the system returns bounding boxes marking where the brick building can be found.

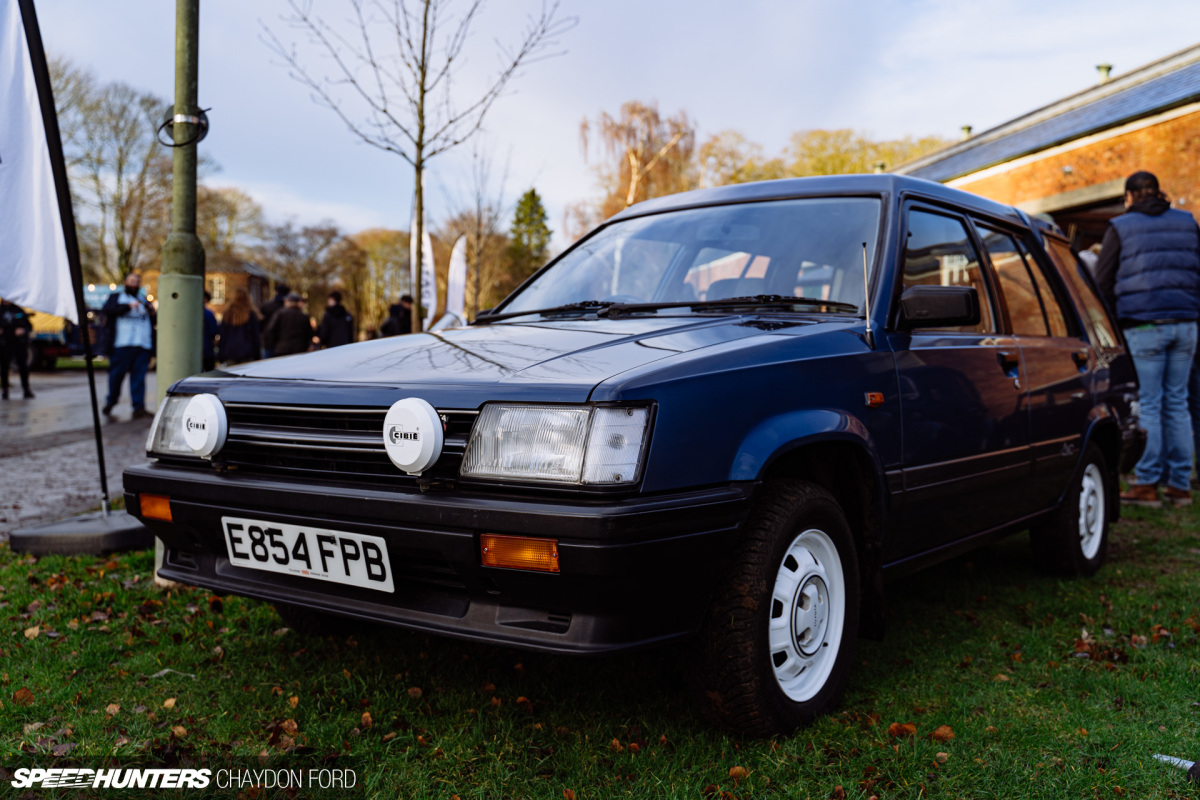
[896,43,1200,250]
[141,260,277,320]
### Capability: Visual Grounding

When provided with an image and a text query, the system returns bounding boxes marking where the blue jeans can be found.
[107,346,151,411]
[1126,322,1197,490]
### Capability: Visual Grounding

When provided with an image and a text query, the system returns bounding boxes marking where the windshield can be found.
[500,197,882,316]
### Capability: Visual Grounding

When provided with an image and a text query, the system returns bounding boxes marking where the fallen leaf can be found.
[563,791,576,800]
[66,620,79,631]
[887,722,917,739]
[516,696,533,713]
[273,628,290,636]
[930,725,955,742]
[481,682,495,693]
[113,737,131,747]
[279,734,295,749]
[490,697,501,708]
[281,719,298,735]
[993,673,1010,682]
[163,697,176,709]
[288,695,299,709]
[729,765,749,781]
[936,752,950,763]
[13,687,34,706]
[610,738,623,752]
[22,722,45,735]
[271,686,283,696]
[50,742,76,757]
[361,711,373,728]
[986,726,998,733]
[23,626,39,640]
[171,726,186,737]
[628,742,640,753]
[408,687,423,699]
[701,785,717,797]
[105,703,120,715]
[831,786,846,800]
[382,732,396,742]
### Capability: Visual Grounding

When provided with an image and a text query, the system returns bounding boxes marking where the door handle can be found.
[997,350,1020,377]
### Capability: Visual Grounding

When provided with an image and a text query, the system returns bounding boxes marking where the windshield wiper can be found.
[473,300,615,325]
[598,294,860,318]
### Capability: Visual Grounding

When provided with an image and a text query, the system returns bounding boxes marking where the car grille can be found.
[218,402,477,485]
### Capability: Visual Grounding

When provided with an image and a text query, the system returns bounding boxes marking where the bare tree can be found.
[439,143,509,316]
[263,0,574,331]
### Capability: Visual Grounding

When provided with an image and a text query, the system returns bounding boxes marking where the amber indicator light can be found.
[140,494,173,522]
[864,391,885,408]
[480,534,560,573]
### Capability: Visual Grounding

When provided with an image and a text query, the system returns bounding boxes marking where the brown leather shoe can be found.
[1163,486,1193,507]
[1119,483,1162,508]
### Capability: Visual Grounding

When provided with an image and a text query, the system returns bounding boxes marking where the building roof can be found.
[895,43,1200,183]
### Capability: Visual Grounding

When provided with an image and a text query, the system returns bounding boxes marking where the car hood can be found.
[216,316,807,404]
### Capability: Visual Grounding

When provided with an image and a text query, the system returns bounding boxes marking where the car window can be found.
[500,197,882,315]
[974,223,1048,336]
[1019,240,1070,337]
[902,209,994,334]
[1042,236,1120,351]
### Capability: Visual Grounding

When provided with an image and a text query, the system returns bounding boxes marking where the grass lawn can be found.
[2,505,1197,798]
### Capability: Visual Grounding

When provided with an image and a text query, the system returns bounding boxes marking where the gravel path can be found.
[0,369,158,540]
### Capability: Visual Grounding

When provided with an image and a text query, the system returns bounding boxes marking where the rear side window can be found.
[1042,237,1120,351]
[975,224,1049,336]
[903,209,995,334]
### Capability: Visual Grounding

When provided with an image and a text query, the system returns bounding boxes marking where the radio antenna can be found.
[862,242,874,349]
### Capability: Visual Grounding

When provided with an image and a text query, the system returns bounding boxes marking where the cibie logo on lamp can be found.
[382,398,442,475]
[180,394,227,458]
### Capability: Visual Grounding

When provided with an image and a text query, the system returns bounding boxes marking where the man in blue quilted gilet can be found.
[1096,171,1200,508]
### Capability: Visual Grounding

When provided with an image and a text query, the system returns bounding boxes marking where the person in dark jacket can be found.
[202,291,219,372]
[317,290,355,348]
[0,298,35,399]
[259,282,289,356]
[262,293,314,357]
[216,287,262,365]
[1096,171,1200,507]
[380,294,413,336]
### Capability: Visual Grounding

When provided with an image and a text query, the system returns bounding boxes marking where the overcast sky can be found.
[36,0,1200,250]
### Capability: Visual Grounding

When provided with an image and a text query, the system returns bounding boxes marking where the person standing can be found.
[1096,171,1200,507]
[380,294,413,337]
[0,298,35,399]
[259,282,290,357]
[262,292,314,357]
[317,290,354,348]
[216,287,262,365]
[102,273,155,418]
[202,291,219,372]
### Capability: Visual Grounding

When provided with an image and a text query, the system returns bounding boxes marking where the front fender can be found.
[730,408,880,482]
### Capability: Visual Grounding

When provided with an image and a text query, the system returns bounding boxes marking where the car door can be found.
[974,221,1095,511]
[889,205,1032,560]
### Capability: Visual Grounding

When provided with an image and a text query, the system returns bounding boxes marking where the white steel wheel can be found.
[768,528,846,702]
[693,480,860,736]
[1030,444,1110,577]
[1077,463,1105,561]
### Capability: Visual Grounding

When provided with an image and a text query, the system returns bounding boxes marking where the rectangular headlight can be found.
[461,404,651,485]
[146,395,196,457]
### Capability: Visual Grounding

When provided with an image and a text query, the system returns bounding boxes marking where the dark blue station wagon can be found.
[127,175,1142,736]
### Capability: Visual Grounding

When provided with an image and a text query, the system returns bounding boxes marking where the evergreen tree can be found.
[507,189,552,280]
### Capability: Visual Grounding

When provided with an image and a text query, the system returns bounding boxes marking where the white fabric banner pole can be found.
[421,230,436,331]
[446,236,467,322]
[3,0,110,512]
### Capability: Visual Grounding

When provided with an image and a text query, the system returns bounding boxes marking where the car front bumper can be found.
[124,464,754,654]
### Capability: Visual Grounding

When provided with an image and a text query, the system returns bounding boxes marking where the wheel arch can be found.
[753,430,888,640]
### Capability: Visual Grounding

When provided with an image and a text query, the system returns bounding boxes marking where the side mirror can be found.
[900,285,980,329]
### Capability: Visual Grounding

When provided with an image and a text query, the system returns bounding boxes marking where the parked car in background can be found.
[126,175,1140,735]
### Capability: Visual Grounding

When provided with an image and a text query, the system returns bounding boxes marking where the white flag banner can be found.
[445,236,467,323]
[0,0,77,322]
[420,230,436,331]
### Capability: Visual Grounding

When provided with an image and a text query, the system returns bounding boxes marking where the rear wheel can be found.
[693,480,860,736]
[1030,444,1109,576]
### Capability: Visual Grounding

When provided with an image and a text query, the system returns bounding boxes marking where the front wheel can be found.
[693,480,860,736]
[1030,444,1110,576]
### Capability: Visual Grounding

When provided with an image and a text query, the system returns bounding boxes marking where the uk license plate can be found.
[221,517,394,593]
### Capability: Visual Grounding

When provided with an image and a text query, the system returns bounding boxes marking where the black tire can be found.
[692,480,860,736]
[1030,444,1110,576]
[273,602,352,637]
